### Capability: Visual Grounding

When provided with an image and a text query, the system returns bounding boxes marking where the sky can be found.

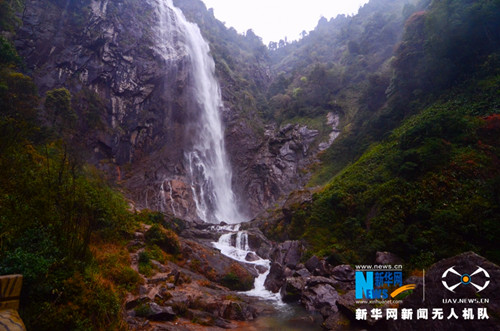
[201,0,370,45]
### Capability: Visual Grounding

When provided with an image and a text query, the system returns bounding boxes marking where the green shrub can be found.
[27,272,122,330]
[0,37,21,67]
[134,303,152,318]
[145,224,180,255]
[138,251,153,276]
[113,266,142,291]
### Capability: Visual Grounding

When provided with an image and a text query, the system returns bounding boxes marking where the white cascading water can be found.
[212,225,282,302]
[155,0,280,302]
[157,0,241,225]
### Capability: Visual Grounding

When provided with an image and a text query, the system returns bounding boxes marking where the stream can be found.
[211,225,282,302]
[211,225,325,330]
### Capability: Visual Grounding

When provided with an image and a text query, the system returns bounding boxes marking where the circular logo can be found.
[441,266,490,293]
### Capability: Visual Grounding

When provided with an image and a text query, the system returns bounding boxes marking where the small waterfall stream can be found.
[212,225,283,302]
[155,0,279,303]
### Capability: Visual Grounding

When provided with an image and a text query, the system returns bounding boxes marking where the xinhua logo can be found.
[355,271,415,300]
[441,266,490,293]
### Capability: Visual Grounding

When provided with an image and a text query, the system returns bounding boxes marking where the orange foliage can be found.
[483,114,500,130]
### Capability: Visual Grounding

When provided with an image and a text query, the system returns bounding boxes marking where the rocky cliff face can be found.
[226,120,319,216]
[17,0,187,187]
[15,0,321,220]
[17,0,179,162]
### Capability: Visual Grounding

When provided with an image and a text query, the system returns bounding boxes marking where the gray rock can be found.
[214,317,237,329]
[245,229,273,259]
[226,122,321,219]
[282,190,313,220]
[375,251,403,265]
[302,284,339,313]
[294,268,312,278]
[168,269,180,285]
[283,267,294,278]
[185,309,215,325]
[331,264,355,282]
[221,301,257,321]
[255,265,268,274]
[245,252,259,262]
[148,274,170,284]
[270,240,303,269]
[125,295,149,310]
[181,228,218,241]
[314,259,331,276]
[280,277,305,303]
[306,276,337,287]
[139,285,149,295]
[134,232,145,241]
[126,240,144,250]
[305,255,321,272]
[148,303,176,321]
[264,262,284,293]
[15,0,324,223]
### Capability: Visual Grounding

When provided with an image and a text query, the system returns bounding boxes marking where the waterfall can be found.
[167,181,177,216]
[236,231,249,251]
[156,0,243,224]
[159,181,166,212]
[212,226,283,303]
[154,0,279,302]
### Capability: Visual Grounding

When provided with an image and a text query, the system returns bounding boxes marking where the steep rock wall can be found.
[15,0,321,220]
[16,0,188,165]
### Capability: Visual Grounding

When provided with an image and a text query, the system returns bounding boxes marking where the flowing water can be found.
[211,225,283,302]
[155,0,280,304]
[157,0,242,225]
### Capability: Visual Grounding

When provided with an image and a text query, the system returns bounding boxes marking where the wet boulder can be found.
[245,228,273,259]
[280,277,306,303]
[264,262,284,293]
[301,284,339,314]
[270,240,303,269]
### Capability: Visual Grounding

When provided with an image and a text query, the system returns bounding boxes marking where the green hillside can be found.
[261,0,500,268]
[263,72,500,267]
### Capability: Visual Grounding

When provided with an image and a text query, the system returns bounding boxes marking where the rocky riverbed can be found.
[122,217,500,330]
[124,223,275,330]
